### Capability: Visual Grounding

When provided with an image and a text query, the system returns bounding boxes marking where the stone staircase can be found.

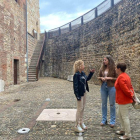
[28,34,45,82]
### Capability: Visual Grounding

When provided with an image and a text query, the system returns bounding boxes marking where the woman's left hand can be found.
[90,69,95,73]
[105,77,113,80]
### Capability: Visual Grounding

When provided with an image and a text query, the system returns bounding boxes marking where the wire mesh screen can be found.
[83,9,95,24]
[48,28,59,38]
[47,0,123,38]
[71,17,81,30]
[97,0,111,16]
[60,23,69,34]
[114,0,122,4]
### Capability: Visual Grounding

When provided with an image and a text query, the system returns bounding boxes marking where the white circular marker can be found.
[17,128,30,134]
[46,98,50,101]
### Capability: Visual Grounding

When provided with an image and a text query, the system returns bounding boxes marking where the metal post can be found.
[48,32,50,39]
[69,23,71,31]
[45,31,47,39]
[95,7,98,18]
[81,16,84,25]
[26,0,28,82]
[111,0,114,7]
[59,28,61,35]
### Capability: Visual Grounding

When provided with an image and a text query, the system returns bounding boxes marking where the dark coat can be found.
[73,71,94,100]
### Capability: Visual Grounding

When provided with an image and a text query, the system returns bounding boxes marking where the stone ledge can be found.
[0,80,5,92]
[67,75,73,82]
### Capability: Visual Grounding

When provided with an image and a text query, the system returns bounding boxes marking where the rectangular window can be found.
[14,59,19,85]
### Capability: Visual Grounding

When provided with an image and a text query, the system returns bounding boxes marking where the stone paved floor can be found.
[0,77,140,140]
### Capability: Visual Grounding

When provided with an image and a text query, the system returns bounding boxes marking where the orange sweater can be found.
[115,73,134,104]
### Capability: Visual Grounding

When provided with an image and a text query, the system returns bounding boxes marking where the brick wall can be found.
[44,0,140,92]
[0,0,40,90]
[27,0,40,39]
[0,0,27,87]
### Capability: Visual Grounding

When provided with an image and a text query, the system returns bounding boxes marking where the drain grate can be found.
[14,99,20,102]
[57,112,60,115]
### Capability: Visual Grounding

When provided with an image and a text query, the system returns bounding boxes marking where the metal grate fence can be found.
[48,0,122,38]
[97,0,111,16]
[83,9,95,24]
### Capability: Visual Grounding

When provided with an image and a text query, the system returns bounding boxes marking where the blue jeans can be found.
[101,82,116,125]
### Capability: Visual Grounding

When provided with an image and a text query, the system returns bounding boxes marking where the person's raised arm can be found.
[87,69,95,81]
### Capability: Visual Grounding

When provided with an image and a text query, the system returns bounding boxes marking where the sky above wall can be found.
[39,0,104,32]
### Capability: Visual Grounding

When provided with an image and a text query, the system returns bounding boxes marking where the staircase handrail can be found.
[36,34,46,80]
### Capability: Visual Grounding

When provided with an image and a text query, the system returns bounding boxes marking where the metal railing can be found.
[48,0,122,38]
[36,32,46,80]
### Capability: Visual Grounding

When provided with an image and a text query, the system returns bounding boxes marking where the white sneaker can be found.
[80,123,87,130]
[74,124,84,133]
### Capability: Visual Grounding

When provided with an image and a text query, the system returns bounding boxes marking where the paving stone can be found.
[0,77,140,140]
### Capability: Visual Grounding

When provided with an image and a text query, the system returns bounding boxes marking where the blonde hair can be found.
[73,60,84,74]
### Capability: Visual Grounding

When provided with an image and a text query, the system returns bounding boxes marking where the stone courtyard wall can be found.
[0,0,27,87]
[27,0,40,39]
[44,0,140,92]
[0,0,39,89]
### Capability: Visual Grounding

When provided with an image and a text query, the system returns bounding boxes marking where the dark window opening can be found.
[15,0,18,2]
[14,59,19,85]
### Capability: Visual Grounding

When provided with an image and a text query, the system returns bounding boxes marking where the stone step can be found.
[28,70,36,72]
[31,57,38,59]
[30,58,38,60]
[30,63,37,65]
[33,51,41,54]
[28,77,36,79]
[35,47,42,49]
[28,72,36,74]
[32,55,39,58]
[28,75,36,77]
[32,55,40,57]
[28,79,36,82]
[28,35,45,72]
[31,58,39,60]
[34,51,41,53]
[30,62,38,64]
[33,50,41,52]
[28,67,36,69]
[30,63,37,66]
[28,71,36,73]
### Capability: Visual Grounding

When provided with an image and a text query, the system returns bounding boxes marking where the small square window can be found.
[15,0,18,2]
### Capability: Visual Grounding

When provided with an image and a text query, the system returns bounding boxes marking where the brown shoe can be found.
[110,124,115,128]
[100,120,107,126]
[119,135,130,140]
[116,131,125,135]
[100,123,105,126]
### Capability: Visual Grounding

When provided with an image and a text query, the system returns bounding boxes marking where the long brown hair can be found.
[99,55,116,77]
